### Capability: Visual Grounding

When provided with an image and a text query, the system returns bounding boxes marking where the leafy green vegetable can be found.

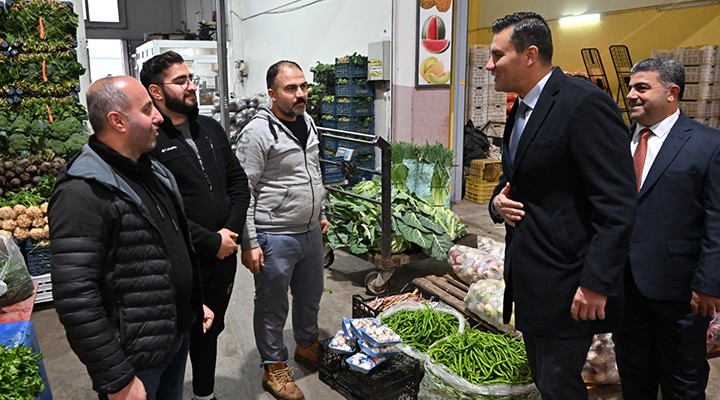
[0,342,45,399]
[325,179,466,259]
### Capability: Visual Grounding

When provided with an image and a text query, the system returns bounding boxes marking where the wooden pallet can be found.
[412,274,500,333]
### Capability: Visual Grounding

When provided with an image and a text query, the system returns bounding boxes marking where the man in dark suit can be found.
[487,12,637,399]
[613,57,720,400]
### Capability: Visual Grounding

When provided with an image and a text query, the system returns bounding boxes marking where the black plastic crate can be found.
[23,240,51,276]
[319,338,423,400]
[352,284,429,318]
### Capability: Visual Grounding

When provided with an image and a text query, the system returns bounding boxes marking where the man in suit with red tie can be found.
[487,11,637,399]
[614,57,720,400]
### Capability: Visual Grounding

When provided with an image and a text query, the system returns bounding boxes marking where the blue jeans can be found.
[99,330,190,400]
[254,227,324,364]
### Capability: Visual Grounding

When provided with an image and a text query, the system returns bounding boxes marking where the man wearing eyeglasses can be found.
[140,51,250,400]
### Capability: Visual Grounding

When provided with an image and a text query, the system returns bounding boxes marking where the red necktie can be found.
[633,128,653,191]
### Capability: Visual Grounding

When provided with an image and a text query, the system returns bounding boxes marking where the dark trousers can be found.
[614,270,711,400]
[99,331,190,400]
[189,255,237,396]
[523,333,594,400]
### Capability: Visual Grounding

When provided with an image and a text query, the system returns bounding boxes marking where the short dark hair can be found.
[491,12,553,64]
[266,60,302,89]
[87,77,129,133]
[139,50,185,89]
[631,57,686,100]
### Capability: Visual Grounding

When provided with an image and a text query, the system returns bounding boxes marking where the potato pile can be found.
[0,203,50,242]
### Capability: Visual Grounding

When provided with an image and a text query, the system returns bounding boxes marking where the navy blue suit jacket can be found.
[629,113,720,302]
[489,67,637,337]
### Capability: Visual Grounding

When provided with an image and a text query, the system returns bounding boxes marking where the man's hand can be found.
[571,286,607,321]
[691,291,720,318]
[320,218,330,234]
[216,228,239,259]
[241,247,264,274]
[492,183,525,227]
[202,304,214,333]
[108,376,146,400]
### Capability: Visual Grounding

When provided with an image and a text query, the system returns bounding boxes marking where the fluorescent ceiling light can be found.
[658,0,719,11]
[558,13,601,25]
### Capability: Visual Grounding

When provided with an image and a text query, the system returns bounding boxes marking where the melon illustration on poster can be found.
[416,0,453,87]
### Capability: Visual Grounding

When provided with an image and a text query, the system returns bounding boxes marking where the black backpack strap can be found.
[267,119,278,142]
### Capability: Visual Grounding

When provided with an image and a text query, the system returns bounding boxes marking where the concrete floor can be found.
[30,200,720,399]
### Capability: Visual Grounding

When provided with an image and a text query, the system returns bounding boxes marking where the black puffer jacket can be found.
[49,144,202,394]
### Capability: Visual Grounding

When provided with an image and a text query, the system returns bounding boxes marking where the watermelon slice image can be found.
[422,39,450,54]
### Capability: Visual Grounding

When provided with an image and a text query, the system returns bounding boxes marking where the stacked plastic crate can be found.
[653,45,719,129]
[466,45,507,133]
[321,56,375,185]
[464,159,502,204]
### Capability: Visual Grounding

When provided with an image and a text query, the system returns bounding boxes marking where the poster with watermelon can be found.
[416,0,453,87]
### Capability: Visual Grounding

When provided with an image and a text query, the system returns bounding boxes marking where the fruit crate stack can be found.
[464,159,501,204]
[653,45,719,129]
[466,45,508,131]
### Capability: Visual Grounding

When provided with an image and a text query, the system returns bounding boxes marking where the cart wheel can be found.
[323,249,335,268]
[365,271,390,295]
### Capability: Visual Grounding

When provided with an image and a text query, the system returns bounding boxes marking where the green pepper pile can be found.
[381,304,459,352]
[428,329,533,385]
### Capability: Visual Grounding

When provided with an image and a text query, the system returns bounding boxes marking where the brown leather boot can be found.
[262,362,304,400]
[293,338,320,370]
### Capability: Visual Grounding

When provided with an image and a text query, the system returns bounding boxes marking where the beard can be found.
[163,87,200,118]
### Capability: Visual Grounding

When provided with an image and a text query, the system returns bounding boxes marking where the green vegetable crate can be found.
[319,338,423,400]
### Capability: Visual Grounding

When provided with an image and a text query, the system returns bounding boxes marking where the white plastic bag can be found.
[448,244,504,284]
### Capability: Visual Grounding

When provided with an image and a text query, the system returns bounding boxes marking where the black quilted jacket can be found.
[49,144,202,394]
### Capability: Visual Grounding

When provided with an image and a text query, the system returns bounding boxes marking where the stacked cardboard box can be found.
[466,45,507,134]
[653,45,719,128]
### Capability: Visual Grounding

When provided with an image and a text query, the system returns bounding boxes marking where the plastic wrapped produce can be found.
[464,279,515,332]
[708,315,720,359]
[447,244,504,284]
[582,333,620,385]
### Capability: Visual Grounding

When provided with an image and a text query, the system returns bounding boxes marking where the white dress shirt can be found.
[631,109,680,186]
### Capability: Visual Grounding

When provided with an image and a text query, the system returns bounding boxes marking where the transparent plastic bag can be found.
[420,356,540,400]
[0,236,35,307]
[707,315,720,359]
[582,333,620,385]
[448,244,504,284]
[379,301,465,361]
[464,278,515,332]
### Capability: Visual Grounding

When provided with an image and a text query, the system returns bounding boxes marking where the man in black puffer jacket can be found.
[49,76,213,400]
[141,51,250,400]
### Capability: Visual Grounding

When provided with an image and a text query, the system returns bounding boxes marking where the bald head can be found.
[86,76,163,162]
[87,76,134,134]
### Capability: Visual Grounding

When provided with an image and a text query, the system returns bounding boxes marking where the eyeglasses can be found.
[153,75,200,90]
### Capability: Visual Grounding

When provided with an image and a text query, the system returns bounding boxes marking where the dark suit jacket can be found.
[629,113,720,302]
[489,67,637,337]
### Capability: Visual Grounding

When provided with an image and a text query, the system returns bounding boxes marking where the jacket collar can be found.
[636,112,694,197]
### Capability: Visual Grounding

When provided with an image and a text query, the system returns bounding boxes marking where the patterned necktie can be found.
[509,101,530,163]
[633,128,653,191]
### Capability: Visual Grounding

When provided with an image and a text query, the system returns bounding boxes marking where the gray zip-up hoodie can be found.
[235,103,327,249]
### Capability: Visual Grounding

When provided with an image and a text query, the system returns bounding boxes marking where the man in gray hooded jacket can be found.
[235,60,329,400]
